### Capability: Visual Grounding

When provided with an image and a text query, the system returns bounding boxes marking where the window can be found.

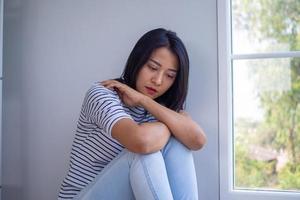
[218,0,300,199]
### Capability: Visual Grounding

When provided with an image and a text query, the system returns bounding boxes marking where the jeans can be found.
[73,137,198,200]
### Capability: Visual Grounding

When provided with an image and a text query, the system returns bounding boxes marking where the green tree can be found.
[233,0,300,189]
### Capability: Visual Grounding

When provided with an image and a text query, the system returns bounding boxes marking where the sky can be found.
[232,30,264,121]
[232,29,292,122]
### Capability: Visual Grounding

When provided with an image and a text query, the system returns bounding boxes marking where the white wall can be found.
[2,0,219,199]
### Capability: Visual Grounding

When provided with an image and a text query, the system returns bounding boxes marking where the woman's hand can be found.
[100,80,146,107]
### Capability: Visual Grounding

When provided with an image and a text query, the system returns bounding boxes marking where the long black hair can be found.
[119,28,189,112]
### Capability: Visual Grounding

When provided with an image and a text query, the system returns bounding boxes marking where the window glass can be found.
[233,58,300,191]
[232,0,300,54]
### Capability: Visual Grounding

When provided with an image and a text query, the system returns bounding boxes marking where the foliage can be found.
[235,143,276,188]
[278,163,300,189]
[233,0,300,190]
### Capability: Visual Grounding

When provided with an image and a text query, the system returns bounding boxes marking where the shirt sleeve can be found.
[82,83,133,137]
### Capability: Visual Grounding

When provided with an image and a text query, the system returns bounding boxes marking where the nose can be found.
[152,72,163,86]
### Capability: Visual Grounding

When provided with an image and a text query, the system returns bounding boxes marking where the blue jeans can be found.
[73,137,198,200]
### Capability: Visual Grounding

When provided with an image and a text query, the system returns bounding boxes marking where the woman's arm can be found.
[86,83,170,154]
[112,119,171,154]
[140,96,206,150]
[101,80,206,151]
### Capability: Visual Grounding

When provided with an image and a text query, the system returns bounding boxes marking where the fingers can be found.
[100,80,123,91]
[100,80,137,97]
[100,80,129,104]
[100,79,142,107]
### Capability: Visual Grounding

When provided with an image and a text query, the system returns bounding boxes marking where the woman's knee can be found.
[168,137,191,152]
[129,150,163,164]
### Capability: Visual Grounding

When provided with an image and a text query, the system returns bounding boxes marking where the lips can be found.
[145,86,157,95]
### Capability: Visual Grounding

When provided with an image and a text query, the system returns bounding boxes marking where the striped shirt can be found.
[58,83,156,199]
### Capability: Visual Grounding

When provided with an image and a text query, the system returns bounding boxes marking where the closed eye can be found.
[148,64,158,71]
[167,74,176,79]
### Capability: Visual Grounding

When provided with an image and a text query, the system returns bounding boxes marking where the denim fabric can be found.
[73,137,198,200]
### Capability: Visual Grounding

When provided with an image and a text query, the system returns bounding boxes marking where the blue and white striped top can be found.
[58,83,156,199]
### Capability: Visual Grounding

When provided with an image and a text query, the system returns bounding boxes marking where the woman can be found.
[58,28,206,200]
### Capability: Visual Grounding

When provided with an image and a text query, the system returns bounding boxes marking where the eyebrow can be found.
[149,58,178,72]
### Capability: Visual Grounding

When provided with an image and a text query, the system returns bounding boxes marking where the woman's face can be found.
[136,47,178,99]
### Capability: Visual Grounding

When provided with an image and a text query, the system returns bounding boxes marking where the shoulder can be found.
[84,82,121,104]
[88,82,116,94]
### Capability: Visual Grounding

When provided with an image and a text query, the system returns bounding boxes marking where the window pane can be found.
[231,0,300,54]
[232,58,300,191]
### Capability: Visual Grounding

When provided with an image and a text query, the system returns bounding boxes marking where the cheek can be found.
[136,72,148,90]
[135,77,143,91]
[162,79,175,92]
[138,71,153,86]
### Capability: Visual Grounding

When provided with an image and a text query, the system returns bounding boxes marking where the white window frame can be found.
[217,0,300,199]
